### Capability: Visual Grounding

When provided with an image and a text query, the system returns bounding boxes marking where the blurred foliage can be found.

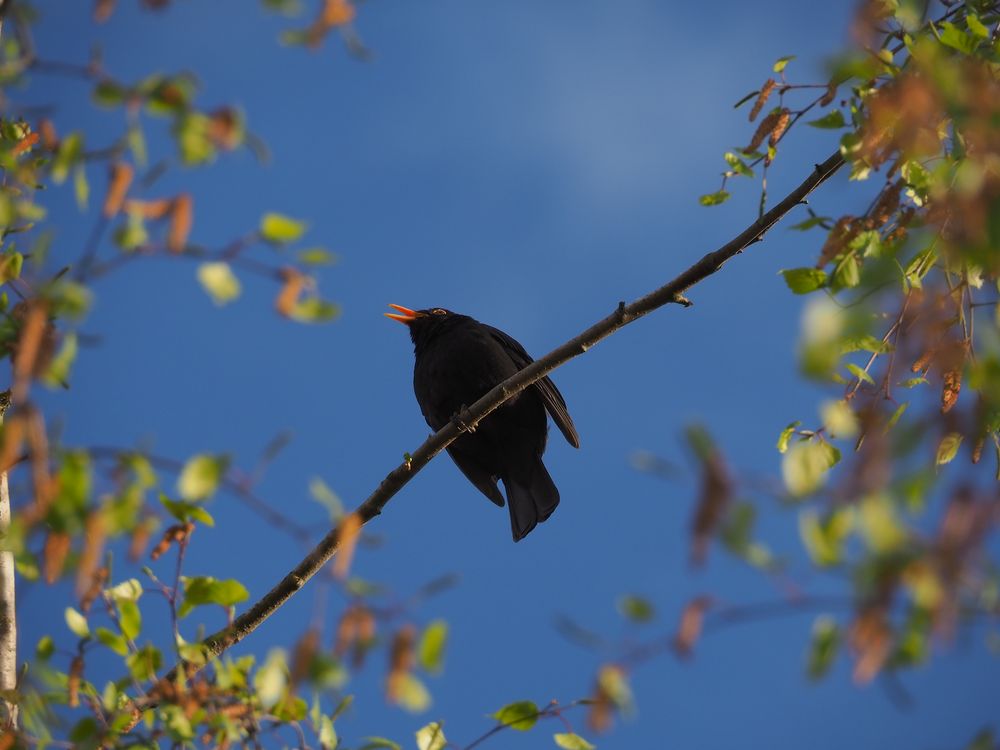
[1,0,999,748]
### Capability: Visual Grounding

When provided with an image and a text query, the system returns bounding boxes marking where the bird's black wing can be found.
[485,324,580,449]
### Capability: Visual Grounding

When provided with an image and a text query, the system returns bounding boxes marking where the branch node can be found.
[451,406,476,434]
[672,294,694,307]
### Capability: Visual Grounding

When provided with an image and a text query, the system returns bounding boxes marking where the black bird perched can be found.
[385,304,580,541]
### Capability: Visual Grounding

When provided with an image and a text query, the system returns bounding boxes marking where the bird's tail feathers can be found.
[504,460,560,542]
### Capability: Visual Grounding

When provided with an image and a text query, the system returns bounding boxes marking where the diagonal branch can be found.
[123,149,845,725]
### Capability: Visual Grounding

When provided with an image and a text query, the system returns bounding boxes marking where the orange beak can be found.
[384,303,419,325]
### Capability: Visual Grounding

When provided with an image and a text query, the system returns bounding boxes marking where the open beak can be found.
[384,303,419,325]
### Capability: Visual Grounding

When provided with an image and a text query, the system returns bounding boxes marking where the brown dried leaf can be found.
[150,522,193,560]
[75,511,108,597]
[68,655,84,707]
[749,79,777,123]
[849,607,891,684]
[333,512,362,580]
[275,267,306,318]
[43,531,71,584]
[80,566,109,614]
[386,624,416,704]
[207,108,241,150]
[290,628,320,686]
[819,81,838,107]
[94,0,116,22]
[128,518,154,562]
[168,194,193,253]
[673,596,713,656]
[38,119,59,150]
[746,109,782,153]
[102,162,134,218]
[941,368,961,414]
[768,108,791,148]
[12,132,39,156]
[12,301,56,399]
[690,452,732,566]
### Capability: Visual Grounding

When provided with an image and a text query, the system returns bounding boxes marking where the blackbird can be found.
[385,304,579,541]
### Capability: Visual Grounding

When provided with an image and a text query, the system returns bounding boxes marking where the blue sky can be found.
[18,1,1000,748]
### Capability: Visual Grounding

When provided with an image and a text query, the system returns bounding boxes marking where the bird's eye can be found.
[432,308,447,315]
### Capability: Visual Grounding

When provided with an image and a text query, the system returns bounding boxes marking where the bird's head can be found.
[385,304,467,349]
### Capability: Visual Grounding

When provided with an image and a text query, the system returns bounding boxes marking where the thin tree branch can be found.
[120,149,845,727]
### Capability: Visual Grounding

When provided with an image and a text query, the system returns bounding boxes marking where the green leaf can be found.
[858,494,906,553]
[260,212,307,245]
[782,441,837,497]
[196,262,241,306]
[966,13,989,39]
[127,645,162,681]
[74,165,89,211]
[179,576,250,617]
[253,649,288,709]
[177,454,228,501]
[65,607,90,638]
[297,247,338,266]
[274,695,309,722]
[317,715,338,750]
[160,494,216,526]
[616,595,655,623]
[886,401,908,430]
[288,298,340,323]
[772,55,795,73]
[846,363,874,385]
[92,81,127,108]
[262,0,303,15]
[777,421,800,453]
[118,600,142,641]
[806,110,846,129]
[806,616,841,680]
[359,738,402,750]
[415,722,447,750]
[310,477,345,520]
[698,190,730,207]
[965,729,996,750]
[393,672,431,713]
[493,701,540,731]
[554,733,596,750]
[42,332,77,388]
[96,626,129,655]
[936,433,963,466]
[417,620,448,675]
[107,579,143,603]
[938,22,979,54]
[799,507,853,566]
[789,215,830,231]
[821,399,858,438]
[781,267,827,294]
[831,255,860,289]
[723,152,753,178]
[36,635,55,660]
[52,132,83,184]
[0,252,23,284]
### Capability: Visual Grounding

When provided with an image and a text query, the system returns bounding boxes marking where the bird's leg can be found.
[451,405,477,434]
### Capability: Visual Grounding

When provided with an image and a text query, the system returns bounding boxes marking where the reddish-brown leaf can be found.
[43,531,71,584]
[673,596,713,656]
[749,79,777,123]
[76,511,108,597]
[102,162,134,218]
[275,267,306,318]
[168,193,193,253]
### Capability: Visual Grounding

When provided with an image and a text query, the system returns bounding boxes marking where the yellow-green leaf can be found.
[196,262,241,306]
